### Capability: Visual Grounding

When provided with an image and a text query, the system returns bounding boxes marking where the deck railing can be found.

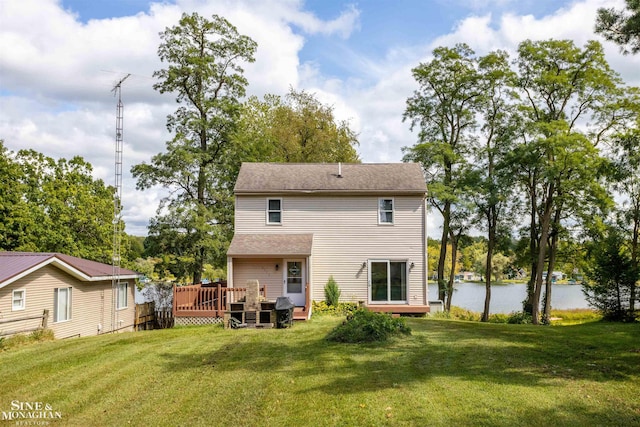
[172,283,267,318]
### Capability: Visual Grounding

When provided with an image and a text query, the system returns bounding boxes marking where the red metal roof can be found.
[0,252,139,288]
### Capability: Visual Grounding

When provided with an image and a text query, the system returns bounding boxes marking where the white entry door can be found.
[283,259,305,306]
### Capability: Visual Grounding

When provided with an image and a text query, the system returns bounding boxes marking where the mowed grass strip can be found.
[0,317,638,426]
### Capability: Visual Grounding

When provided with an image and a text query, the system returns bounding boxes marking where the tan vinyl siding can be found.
[0,265,135,338]
[234,195,426,305]
[232,258,284,301]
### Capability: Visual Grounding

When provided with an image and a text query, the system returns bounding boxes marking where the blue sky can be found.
[1,0,637,236]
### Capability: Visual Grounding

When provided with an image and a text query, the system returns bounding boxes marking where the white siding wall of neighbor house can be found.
[234,195,426,305]
[0,265,135,338]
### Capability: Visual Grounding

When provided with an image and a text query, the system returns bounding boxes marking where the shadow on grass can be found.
[158,318,639,394]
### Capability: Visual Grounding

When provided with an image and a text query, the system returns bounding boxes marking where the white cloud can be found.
[1,0,637,238]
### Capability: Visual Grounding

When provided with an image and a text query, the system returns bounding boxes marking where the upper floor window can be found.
[267,198,282,225]
[378,198,394,224]
[12,289,25,311]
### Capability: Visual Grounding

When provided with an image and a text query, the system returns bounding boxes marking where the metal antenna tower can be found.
[111,73,130,332]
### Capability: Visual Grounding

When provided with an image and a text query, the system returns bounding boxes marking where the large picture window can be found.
[54,287,72,322]
[369,260,407,303]
[117,282,128,309]
[378,198,394,224]
[266,198,282,225]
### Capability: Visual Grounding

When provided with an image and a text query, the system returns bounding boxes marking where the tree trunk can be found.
[630,198,639,314]
[437,201,451,303]
[532,185,555,325]
[446,233,458,311]
[524,181,538,315]
[482,210,496,322]
[542,207,562,324]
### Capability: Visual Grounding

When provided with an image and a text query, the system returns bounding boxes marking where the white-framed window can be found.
[12,289,25,311]
[266,198,282,225]
[54,287,72,322]
[369,260,408,303]
[117,282,128,310]
[378,198,394,224]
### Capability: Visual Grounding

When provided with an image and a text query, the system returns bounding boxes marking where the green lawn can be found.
[1,317,639,426]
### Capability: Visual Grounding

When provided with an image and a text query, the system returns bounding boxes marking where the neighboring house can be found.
[542,271,565,281]
[455,271,482,282]
[0,252,139,339]
[226,162,430,318]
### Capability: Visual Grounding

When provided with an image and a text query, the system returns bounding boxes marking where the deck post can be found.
[216,283,222,316]
[41,309,49,329]
[172,283,177,317]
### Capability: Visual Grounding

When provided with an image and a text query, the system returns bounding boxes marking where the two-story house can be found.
[226,162,430,319]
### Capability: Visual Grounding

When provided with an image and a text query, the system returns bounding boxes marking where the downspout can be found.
[227,256,233,289]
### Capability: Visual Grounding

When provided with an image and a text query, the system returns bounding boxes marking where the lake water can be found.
[428,282,590,314]
[136,282,590,314]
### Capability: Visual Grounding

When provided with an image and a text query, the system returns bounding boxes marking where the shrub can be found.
[431,306,481,322]
[506,311,532,324]
[312,300,358,316]
[488,313,510,323]
[0,329,54,351]
[324,276,341,306]
[326,309,411,343]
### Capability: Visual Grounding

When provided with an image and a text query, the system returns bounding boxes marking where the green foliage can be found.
[595,0,640,55]
[132,13,257,282]
[431,306,481,321]
[326,309,411,343]
[232,89,360,164]
[583,226,639,322]
[0,142,116,263]
[403,43,482,302]
[549,309,602,325]
[324,276,341,306]
[504,312,533,324]
[312,300,358,316]
[431,307,533,324]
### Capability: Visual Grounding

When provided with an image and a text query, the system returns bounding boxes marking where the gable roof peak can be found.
[234,162,426,194]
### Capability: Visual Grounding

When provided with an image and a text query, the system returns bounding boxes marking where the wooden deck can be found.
[173,283,312,320]
[363,304,430,315]
[173,283,267,318]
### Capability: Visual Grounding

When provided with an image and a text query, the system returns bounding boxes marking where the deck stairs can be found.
[293,306,309,321]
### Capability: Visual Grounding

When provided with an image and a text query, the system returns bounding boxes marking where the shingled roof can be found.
[227,234,314,257]
[234,163,426,195]
[0,252,139,289]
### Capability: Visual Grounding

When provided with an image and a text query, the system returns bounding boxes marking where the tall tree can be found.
[230,88,359,167]
[469,50,519,321]
[513,39,621,324]
[131,13,257,284]
[1,143,115,262]
[595,0,640,55]
[0,141,35,251]
[403,44,482,304]
[610,124,640,314]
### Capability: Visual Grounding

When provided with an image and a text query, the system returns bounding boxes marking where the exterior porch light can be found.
[275,264,279,271]
[362,261,367,268]
[410,262,415,269]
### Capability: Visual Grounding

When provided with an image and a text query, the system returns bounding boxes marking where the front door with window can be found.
[283,259,305,306]
[369,260,407,303]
